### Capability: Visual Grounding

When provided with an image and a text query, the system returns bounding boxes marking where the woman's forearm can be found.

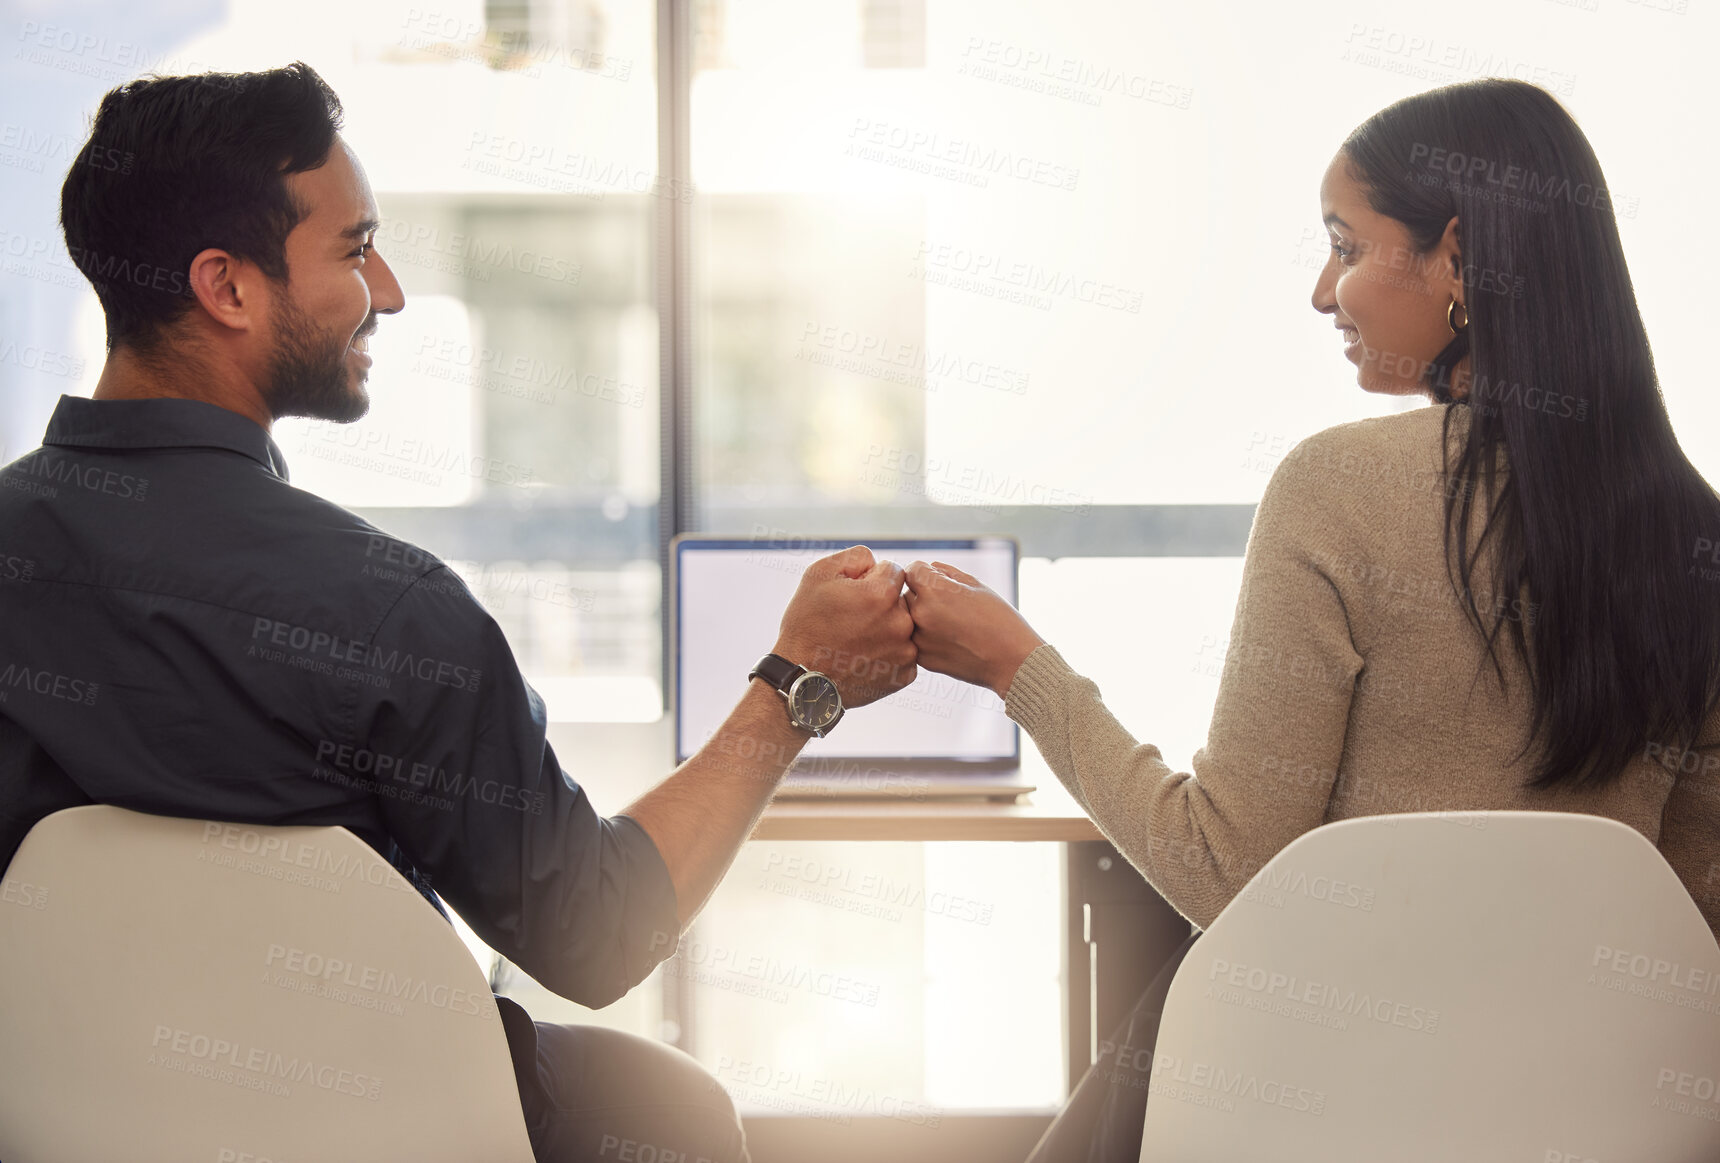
[1006,643,1322,929]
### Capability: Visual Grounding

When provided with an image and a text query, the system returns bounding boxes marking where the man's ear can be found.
[186,247,262,336]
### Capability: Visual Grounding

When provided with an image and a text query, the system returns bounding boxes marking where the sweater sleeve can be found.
[1006,440,1365,929]
[1652,706,1720,943]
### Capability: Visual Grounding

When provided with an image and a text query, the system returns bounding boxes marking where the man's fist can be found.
[903,559,1044,698]
[773,545,918,708]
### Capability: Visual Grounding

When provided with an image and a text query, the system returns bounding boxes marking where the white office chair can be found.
[0,805,536,1163]
[1138,810,1720,1162]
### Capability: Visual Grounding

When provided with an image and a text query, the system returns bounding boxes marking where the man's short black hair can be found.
[59,60,345,357]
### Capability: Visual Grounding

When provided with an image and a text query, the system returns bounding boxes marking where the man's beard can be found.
[260,285,371,423]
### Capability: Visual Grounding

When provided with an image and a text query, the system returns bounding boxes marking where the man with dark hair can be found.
[1,61,917,1161]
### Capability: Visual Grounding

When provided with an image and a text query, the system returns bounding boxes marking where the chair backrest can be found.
[1139,811,1720,1163]
[0,805,536,1163]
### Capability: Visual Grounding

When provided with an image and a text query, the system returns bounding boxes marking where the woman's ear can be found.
[1439,214,1464,291]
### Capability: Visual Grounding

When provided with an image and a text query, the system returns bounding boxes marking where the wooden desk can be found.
[549,718,1103,843]
[755,777,1104,842]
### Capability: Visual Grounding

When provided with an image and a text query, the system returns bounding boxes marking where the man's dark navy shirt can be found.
[0,394,678,1011]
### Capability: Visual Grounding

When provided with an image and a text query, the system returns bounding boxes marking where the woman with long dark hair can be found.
[903,76,1720,1161]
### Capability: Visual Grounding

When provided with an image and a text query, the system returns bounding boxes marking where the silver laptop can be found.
[671,535,1034,801]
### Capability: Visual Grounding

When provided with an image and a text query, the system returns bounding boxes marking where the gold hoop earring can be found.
[1447,298,1469,335]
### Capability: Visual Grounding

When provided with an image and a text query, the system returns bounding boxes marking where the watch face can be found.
[788,673,842,732]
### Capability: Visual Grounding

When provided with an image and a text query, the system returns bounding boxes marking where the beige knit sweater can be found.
[1005,402,1720,940]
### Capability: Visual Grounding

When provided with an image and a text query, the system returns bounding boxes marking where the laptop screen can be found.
[674,537,1019,763]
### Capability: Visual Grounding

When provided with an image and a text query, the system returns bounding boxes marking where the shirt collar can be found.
[41,395,290,482]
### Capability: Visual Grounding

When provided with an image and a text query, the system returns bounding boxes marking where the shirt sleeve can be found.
[332,566,680,1009]
[1005,442,1364,929]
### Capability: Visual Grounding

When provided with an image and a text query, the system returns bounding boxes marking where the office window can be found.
[7,2,1718,715]
[286,0,664,722]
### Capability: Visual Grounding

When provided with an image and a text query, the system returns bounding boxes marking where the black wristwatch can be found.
[748,652,844,737]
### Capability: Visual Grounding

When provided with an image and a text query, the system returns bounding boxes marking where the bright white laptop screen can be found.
[675,538,1019,762]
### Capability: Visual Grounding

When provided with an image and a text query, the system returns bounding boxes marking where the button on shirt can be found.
[0,394,679,1010]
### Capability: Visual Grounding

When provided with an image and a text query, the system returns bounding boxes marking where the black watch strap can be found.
[748,652,805,693]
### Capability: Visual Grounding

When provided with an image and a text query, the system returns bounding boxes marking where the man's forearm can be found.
[620,678,807,929]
